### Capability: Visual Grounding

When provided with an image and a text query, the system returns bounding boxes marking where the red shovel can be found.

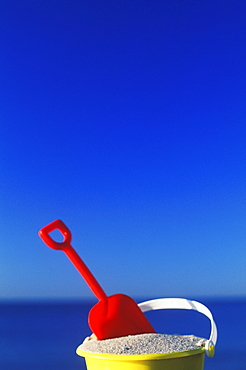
[38,219,155,340]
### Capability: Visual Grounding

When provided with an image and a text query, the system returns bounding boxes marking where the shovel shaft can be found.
[38,220,107,302]
[65,246,108,302]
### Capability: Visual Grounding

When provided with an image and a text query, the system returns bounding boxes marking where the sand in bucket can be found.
[76,298,217,370]
[77,333,206,370]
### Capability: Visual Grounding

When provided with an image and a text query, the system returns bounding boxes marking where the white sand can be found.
[80,333,206,355]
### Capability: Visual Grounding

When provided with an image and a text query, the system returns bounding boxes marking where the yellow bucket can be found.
[76,347,205,370]
[76,298,217,370]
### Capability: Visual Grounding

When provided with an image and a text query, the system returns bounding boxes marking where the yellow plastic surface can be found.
[76,346,205,370]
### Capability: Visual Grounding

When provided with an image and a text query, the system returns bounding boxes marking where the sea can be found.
[0,297,245,370]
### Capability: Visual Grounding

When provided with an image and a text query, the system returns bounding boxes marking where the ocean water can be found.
[0,298,245,370]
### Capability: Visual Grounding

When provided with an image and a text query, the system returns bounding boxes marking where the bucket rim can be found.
[76,345,205,361]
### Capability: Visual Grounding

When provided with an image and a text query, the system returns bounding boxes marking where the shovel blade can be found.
[88,294,156,340]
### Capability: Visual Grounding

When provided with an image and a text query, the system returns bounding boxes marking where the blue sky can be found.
[1,0,246,301]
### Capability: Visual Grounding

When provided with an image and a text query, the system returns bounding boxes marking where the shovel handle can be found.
[38,220,107,302]
[38,219,72,250]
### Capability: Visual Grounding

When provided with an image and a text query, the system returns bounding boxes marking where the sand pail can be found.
[76,298,217,370]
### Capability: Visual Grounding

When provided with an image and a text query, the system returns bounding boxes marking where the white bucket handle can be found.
[138,298,217,357]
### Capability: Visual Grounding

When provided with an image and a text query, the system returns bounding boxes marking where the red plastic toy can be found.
[38,219,156,340]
